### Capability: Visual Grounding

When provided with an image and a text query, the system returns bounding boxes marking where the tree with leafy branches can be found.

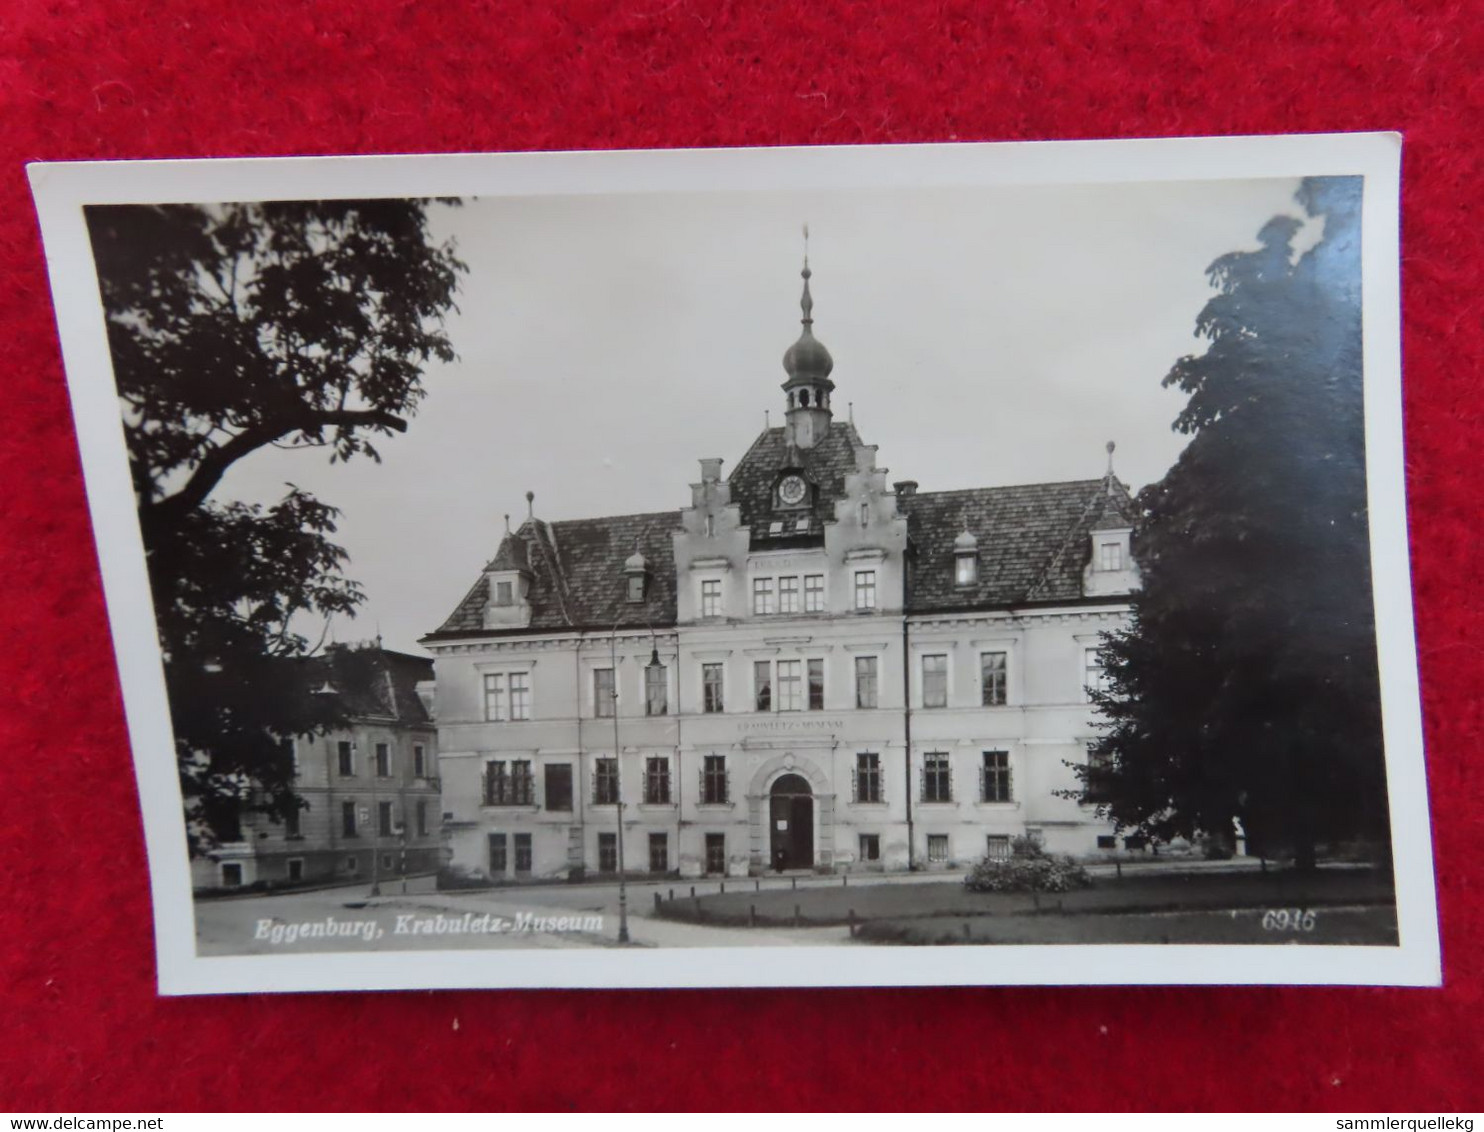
[86,199,465,847]
[1077,177,1387,869]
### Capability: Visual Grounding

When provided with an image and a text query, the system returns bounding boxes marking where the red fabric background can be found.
[2,0,1480,1112]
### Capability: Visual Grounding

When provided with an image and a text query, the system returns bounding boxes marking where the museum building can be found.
[421,259,1139,880]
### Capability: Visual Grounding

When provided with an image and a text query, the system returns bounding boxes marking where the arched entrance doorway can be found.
[769,773,814,872]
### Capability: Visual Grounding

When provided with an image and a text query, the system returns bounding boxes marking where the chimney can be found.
[854,444,879,473]
[699,457,723,484]
[894,480,919,499]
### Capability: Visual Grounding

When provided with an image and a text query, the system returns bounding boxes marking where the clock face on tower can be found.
[778,474,808,507]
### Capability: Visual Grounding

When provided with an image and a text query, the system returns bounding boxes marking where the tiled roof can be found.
[429,510,681,637]
[903,477,1132,610]
[296,647,434,724]
[726,421,865,544]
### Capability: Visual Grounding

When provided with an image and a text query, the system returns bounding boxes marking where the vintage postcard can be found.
[29,134,1438,994]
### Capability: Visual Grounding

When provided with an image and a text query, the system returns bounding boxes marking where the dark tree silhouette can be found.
[86,200,465,847]
[1078,177,1387,868]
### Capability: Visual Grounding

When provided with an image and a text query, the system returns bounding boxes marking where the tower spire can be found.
[800,222,813,328]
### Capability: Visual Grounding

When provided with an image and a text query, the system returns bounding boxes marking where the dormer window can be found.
[495,580,514,606]
[768,520,784,537]
[1099,541,1123,571]
[623,547,648,604]
[953,528,979,587]
[795,516,811,533]
[627,575,645,603]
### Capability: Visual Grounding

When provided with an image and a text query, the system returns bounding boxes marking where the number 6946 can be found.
[1261,908,1317,932]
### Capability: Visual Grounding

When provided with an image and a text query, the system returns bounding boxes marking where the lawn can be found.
[656,865,1397,947]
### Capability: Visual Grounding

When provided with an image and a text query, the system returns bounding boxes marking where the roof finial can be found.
[848,400,854,425]
[765,408,771,429]
[800,222,813,328]
[526,490,535,519]
[503,513,511,535]
[1105,441,1117,494]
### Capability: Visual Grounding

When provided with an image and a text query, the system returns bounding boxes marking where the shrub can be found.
[963,837,1093,894]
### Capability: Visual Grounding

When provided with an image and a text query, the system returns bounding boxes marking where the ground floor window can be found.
[345,856,358,873]
[381,853,394,869]
[649,832,668,873]
[598,832,618,874]
[489,832,508,875]
[514,833,532,874]
[221,862,243,887]
[287,858,304,881]
[705,833,726,875]
[927,834,949,863]
[986,835,1011,860]
[1097,835,1117,850]
[859,833,880,862]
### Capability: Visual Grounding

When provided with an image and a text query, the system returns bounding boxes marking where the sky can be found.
[215,176,1310,655]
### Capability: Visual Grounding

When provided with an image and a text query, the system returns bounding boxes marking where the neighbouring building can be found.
[192,645,442,891]
[422,257,1139,882]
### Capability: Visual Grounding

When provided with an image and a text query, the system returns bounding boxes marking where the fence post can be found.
[793,904,801,928]
[963,922,971,942]
[654,892,662,912]
[720,881,725,894]
[791,876,797,891]
[1115,859,1122,880]
[749,904,757,927]
[842,875,848,887]
[668,888,674,901]
[754,879,760,892]
[848,909,857,938]
[690,885,695,898]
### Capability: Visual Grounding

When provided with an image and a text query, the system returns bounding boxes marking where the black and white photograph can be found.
[30,135,1437,992]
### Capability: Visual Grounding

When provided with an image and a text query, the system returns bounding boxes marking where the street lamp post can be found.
[609,621,669,947]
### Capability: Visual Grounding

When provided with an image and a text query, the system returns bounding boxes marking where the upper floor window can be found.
[644,756,671,804]
[981,750,1012,802]
[753,577,775,615]
[980,651,1008,707]
[804,574,825,612]
[1099,541,1123,571]
[485,759,533,806]
[495,580,514,606]
[855,751,882,803]
[341,801,358,838]
[922,751,953,803]
[593,757,619,806]
[808,658,825,711]
[700,579,721,618]
[754,660,772,712]
[483,673,505,721]
[922,654,948,708]
[375,742,392,778]
[854,570,877,611]
[413,744,427,778]
[855,656,879,709]
[336,740,354,777]
[544,763,574,812]
[776,660,803,712]
[378,801,395,837]
[1084,647,1108,701]
[416,800,428,837]
[701,754,729,805]
[594,667,615,718]
[702,663,724,714]
[955,555,976,586]
[645,662,668,716]
[508,673,530,720]
[284,804,301,839]
[778,576,800,614]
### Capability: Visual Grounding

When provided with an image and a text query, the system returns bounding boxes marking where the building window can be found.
[1084,647,1107,701]
[341,801,358,838]
[754,660,772,712]
[927,834,950,863]
[648,832,669,874]
[922,751,953,803]
[598,832,618,874]
[514,833,532,874]
[544,763,573,812]
[511,760,533,805]
[336,740,354,777]
[855,656,879,709]
[700,578,721,618]
[807,658,825,710]
[980,651,1007,706]
[345,855,359,874]
[416,800,428,837]
[627,573,645,603]
[594,667,615,718]
[485,761,506,805]
[508,672,530,720]
[378,801,394,837]
[221,862,243,888]
[496,580,514,605]
[375,742,391,778]
[804,574,825,612]
[413,744,427,778]
[284,804,301,839]
[1085,749,1114,803]
[981,750,1012,803]
[855,752,882,803]
[1099,541,1123,571]
[483,673,506,721]
[1097,835,1118,850]
[593,757,619,806]
[922,654,948,708]
[644,757,671,804]
[955,552,977,586]
[701,755,728,805]
[381,853,395,870]
[287,858,304,882]
[753,577,775,615]
[859,834,881,862]
[779,576,800,614]
[702,663,724,713]
[489,833,507,874]
[645,661,668,716]
[986,835,1012,860]
[776,659,803,711]
[705,833,726,875]
[854,570,876,611]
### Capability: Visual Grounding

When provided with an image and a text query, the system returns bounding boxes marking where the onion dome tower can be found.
[781,226,835,450]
